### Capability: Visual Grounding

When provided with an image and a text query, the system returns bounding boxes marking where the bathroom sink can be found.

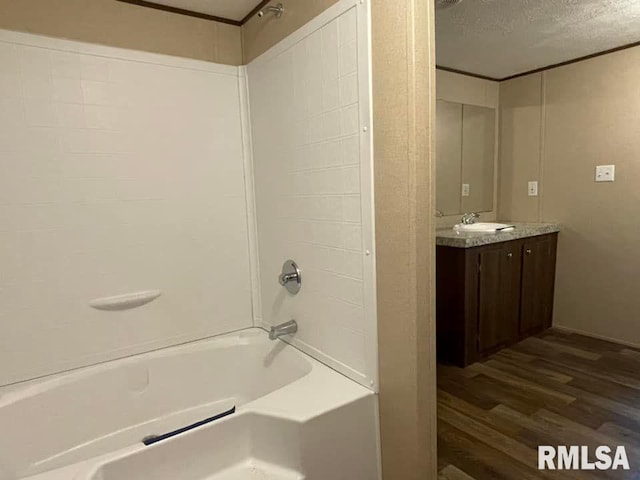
[453,222,515,233]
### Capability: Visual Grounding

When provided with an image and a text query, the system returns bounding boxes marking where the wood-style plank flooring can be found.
[437,329,640,479]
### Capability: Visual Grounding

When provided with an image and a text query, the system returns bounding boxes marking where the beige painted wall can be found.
[436,69,499,226]
[498,73,544,221]
[241,0,339,63]
[437,69,498,107]
[0,0,242,65]
[498,46,640,347]
[372,0,437,478]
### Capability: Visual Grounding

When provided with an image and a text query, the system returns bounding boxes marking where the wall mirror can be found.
[436,100,496,216]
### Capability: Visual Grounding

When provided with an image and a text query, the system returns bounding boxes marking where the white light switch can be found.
[595,165,615,182]
[462,183,470,197]
[528,181,538,196]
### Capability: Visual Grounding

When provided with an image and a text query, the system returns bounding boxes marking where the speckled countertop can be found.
[436,223,560,248]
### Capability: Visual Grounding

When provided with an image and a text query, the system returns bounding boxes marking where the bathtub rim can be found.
[0,327,308,407]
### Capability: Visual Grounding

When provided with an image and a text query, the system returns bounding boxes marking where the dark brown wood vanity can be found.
[436,225,559,367]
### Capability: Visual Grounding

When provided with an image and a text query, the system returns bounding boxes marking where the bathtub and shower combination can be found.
[0,329,380,479]
[0,0,381,477]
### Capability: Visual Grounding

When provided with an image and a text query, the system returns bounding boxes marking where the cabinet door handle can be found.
[507,252,513,258]
[526,249,532,254]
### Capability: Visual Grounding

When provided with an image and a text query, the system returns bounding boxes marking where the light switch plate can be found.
[462,183,470,197]
[528,181,538,196]
[595,165,615,182]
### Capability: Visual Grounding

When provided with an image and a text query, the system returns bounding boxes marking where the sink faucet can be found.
[461,212,480,225]
[269,320,298,340]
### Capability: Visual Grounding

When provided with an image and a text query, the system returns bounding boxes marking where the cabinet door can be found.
[520,236,556,334]
[477,244,522,353]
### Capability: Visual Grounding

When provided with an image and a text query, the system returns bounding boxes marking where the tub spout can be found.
[269,320,298,340]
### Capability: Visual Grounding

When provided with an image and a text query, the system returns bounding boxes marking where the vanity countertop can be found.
[436,222,560,248]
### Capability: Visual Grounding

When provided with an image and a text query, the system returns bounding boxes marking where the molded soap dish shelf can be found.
[89,290,161,311]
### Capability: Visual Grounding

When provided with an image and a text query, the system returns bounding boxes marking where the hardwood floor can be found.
[437,329,640,479]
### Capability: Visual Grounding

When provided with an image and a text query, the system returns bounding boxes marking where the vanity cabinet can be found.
[519,236,557,335]
[477,243,521,353]
[436,232,558,366]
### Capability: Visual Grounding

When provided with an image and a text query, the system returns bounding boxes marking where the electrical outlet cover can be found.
[595,165,615,182]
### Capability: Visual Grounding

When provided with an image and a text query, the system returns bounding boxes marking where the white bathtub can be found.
[0,329,380,480]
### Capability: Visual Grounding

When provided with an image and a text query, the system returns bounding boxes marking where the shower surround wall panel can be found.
[247,0,377,389]
[0,30,252,386]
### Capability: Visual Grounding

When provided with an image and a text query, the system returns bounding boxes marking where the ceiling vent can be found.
[436,0,463,10]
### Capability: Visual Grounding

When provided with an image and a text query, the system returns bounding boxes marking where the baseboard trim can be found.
[552,324,640,350]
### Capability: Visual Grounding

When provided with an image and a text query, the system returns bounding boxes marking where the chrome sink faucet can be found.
[461,212,480,225]
[269,320,298,340]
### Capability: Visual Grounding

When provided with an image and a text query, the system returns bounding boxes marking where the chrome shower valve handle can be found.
[278,260,301,294]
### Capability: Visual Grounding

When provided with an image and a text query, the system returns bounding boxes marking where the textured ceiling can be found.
[436,0,640,79]
[147,0,262,22]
